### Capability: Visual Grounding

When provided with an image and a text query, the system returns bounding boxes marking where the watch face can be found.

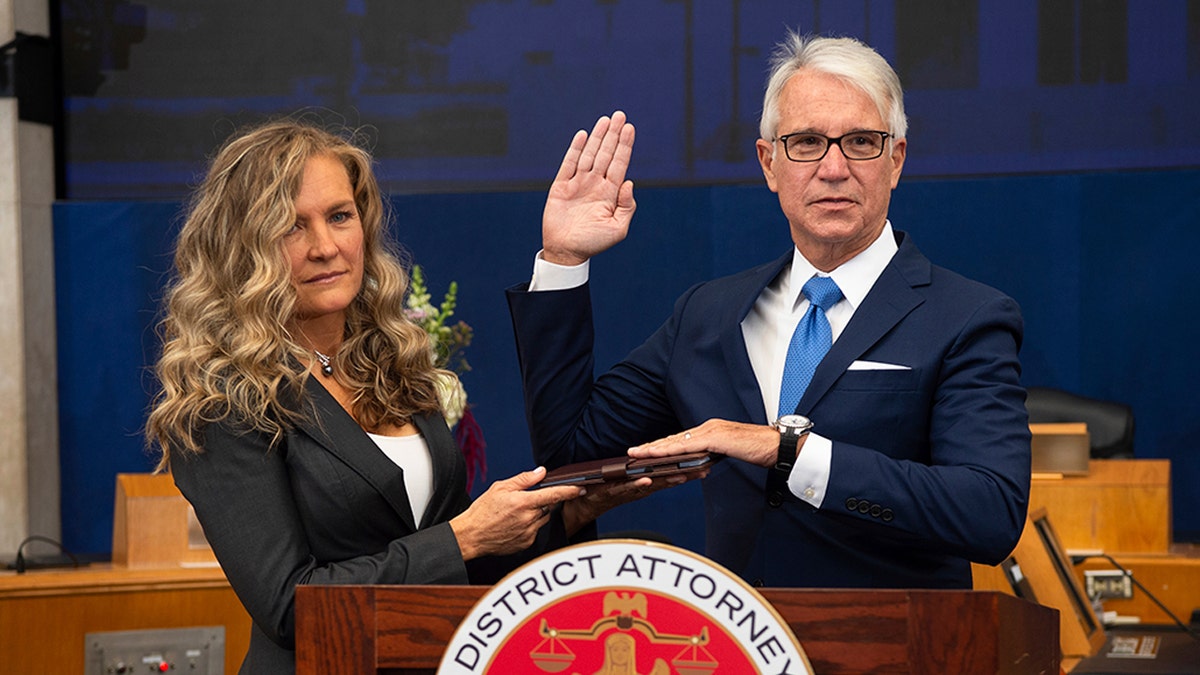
[776,414,812,430]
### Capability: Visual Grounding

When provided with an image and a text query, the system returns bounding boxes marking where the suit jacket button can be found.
[768,491,783,508]
[857,500,872,514]
[845,497,858,511]
[870,504,882,518]
[881,508,894,522]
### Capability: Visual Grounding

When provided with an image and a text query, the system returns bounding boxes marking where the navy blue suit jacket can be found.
[508,230,1030,589]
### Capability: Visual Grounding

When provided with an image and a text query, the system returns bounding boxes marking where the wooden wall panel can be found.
[1030,459,1171,554]
[0,566,250,673]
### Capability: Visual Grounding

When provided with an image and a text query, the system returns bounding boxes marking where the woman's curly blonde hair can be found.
[146,118,447,470]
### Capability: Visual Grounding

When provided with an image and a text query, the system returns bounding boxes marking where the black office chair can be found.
[1025,386,1135,459]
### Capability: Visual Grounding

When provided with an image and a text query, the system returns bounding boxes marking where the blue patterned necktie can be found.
[778,276,843,418]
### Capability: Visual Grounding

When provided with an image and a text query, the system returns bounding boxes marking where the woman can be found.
[145,119,632,673]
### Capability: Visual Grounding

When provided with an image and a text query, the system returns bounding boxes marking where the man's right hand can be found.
[541,111,636,267]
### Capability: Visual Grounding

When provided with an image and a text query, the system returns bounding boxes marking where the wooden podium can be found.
[295,585,1059,674]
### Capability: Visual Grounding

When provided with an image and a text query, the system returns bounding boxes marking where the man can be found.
[508,33,1030,589]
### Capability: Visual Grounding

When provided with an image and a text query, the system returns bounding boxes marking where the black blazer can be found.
[172,376,534,674]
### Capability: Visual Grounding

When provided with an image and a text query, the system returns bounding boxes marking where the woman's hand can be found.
[560,471,707,537]
[450,467,583,560]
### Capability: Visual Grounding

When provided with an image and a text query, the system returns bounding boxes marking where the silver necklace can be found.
[314,350,334,376]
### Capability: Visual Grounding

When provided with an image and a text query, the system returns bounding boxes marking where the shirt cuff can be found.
[529,250,590,291]
[788,432,832,508]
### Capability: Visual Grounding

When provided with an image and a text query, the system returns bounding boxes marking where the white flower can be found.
[408,265,474,427]
[436,372,468,428]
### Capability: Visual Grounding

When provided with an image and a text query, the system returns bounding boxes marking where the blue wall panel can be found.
[1076,172,1200,529]
[54,202,181,550]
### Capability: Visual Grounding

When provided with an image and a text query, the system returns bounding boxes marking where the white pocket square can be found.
[847,360,911,371]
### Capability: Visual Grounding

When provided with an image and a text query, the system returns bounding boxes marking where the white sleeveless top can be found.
[367,432,434,525]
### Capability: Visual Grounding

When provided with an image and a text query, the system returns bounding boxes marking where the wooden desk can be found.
[980,460,1197,668]
[1075,544,1200,626]
[0,564,250,673]
[1030,459,1171,554]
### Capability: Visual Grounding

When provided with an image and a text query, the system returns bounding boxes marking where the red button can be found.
[158,663,170,672]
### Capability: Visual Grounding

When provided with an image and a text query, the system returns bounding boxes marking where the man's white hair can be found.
[759,32,908,143]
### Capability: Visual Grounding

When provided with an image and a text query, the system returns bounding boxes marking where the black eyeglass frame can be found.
[776,130,892,162]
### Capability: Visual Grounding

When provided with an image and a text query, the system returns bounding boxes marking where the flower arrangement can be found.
[406,265,486,489]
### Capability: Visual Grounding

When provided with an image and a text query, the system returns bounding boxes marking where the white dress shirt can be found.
[742,222,897,507]
[528,222,898,508]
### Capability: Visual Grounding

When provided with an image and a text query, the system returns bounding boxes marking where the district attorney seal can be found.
[439,539,814,674]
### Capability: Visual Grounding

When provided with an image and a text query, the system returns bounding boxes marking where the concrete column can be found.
[1,0,58,559]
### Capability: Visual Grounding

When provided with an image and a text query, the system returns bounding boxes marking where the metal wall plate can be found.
[84,626,224,675]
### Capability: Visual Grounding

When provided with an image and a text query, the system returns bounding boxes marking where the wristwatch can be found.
[773,414,814,473]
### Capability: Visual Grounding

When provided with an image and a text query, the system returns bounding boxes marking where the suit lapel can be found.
[411,413,466,529]
[798,231,932,413]
[296,377,418,530]
[720,251,793,424]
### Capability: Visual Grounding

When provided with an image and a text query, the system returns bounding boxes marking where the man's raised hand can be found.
[542,111,636,266]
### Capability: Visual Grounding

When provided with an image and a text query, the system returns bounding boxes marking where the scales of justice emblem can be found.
[440,540,814,675]
[528,590,717,674]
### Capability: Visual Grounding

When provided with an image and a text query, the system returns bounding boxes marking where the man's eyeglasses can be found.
[777,130,891,162]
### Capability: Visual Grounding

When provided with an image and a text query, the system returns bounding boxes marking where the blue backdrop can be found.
[54,168,1200,555]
